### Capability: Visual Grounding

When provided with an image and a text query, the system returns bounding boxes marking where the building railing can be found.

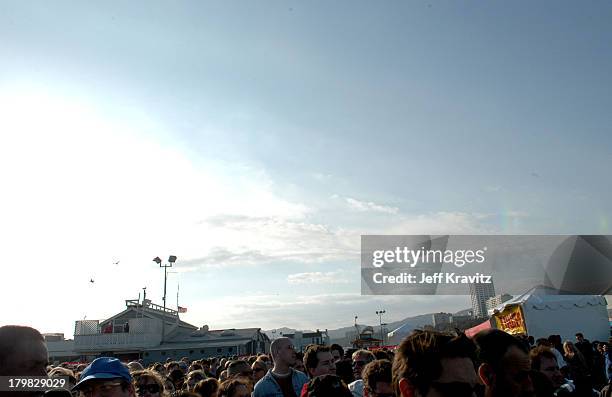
[74,318,164,351]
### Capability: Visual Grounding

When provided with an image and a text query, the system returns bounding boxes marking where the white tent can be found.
[490,286,609,342]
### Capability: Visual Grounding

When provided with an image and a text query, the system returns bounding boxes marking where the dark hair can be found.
[133,369,165,392]
[0,325,45,375]
[575,333,584,338]
[474,329,528,374]
[306,374,353,397]
[334,359,354,385]
[330,344,344,358]
[529,346,558,371]
[303,345,331,375]
[374,350,390,361]
[194,378,219,397]
[392,330,476,397]
[227,360,249,377]
[218,379,247,397]
[362,359,392,394]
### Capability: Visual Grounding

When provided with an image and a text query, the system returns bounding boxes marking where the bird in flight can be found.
[90,279,95,283]
[113,260,120,265]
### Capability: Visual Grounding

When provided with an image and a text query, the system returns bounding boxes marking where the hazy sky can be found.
[1,1,611,338]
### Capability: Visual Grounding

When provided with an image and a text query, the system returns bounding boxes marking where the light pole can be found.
[376,310,386,346]
[154,255,177,342]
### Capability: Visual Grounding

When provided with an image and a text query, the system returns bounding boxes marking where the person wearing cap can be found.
[72,357,136,397]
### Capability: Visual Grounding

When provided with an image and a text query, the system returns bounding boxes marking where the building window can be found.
[161,352,165,356]
[217,348,222,353]
[189,350,194,354]
[228,347,233,352]
[144,352,149,357]
[200,350,204,354]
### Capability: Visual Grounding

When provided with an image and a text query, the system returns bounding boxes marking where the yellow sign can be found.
[494,305,527,335]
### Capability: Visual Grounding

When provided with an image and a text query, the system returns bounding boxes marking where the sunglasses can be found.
[431,382,483,397]
[79,382,123,396]
[136,384,161,394]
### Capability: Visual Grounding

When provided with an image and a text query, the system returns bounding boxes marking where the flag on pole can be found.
[178,306,187,313]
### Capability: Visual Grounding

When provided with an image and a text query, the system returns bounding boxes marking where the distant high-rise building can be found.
[432,312,452,327]
[469,281,495,318]
[485,293,513,314]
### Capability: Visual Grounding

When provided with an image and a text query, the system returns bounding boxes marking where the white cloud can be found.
[342,196,399,214]
[184,292,471,331]
[287,271,351,285]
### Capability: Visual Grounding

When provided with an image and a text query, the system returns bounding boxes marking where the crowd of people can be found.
[1,325,611,397]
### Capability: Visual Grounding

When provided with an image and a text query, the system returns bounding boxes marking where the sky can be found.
[1,1,611,338]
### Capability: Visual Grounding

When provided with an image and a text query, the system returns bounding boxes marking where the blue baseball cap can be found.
[73,357,132,390]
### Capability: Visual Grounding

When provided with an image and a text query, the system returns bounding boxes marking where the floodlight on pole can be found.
[154,255,177,342]
[376,310,386,345]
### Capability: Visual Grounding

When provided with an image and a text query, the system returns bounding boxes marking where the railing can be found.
[74,318,164,351]
[125,300,178,315]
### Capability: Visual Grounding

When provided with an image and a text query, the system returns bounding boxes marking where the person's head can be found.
[0,325,48,380]
[168,369,185,390]
[393,330,479,397]
[303,345,336,378]
[151,363,165,376]
[562,341,573,356]
[251,361,267,383]
[475,329,534,397]
[330,344,344,363]
[188,363,203,373]
[132,369,165,397]
[529,347,564,389]
[128,362,144,373]
[194,378,219,397]
[362,360,392,397]
[292,352,306,373]
[304,374,353,397]
[218,379,249,397]
[256,355,271,370]
[334,359,354,385]
[226,361,252,380]
[351,349,375,380]
[200,359,211,372]
[166,362,180,373]
[218,370,228,383]
[73,357,135,397]
[49,367,77,392]
[185,370,207,391]
[269,337,296,367]
[193,378,219,397]
[575,333,584,343]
